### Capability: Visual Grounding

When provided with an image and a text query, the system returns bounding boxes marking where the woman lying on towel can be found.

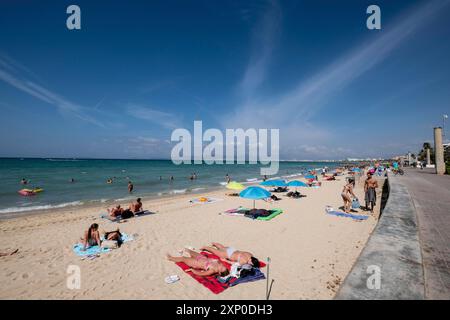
[167,248,229,277]
[200,243,260,268]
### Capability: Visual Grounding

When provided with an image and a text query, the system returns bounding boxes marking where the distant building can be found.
[444,143,450,162]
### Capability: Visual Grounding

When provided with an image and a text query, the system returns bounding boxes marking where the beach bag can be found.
[101,240,118,249]
[352,198,361,209]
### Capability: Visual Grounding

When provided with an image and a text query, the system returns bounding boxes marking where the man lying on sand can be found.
[200,242,260,268]
[108,205,124,218]
[167,248,229,277]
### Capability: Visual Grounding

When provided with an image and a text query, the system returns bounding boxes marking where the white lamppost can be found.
[444,114,448,141]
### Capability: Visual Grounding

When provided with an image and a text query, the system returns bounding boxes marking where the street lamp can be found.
[444,114,448,140]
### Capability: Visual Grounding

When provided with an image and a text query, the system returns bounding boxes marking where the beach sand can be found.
[0,174,384,299]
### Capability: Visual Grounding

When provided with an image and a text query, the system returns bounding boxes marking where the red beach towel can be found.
[175,252,266,294]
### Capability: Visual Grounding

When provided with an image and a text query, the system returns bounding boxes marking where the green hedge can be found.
[446,162,450,175]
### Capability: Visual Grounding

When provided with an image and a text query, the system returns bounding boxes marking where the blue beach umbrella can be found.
[352,168,361,172]
[239,186,271,208]
[304,174,316,180]
[288,180,308,192]
[287,180,308,187]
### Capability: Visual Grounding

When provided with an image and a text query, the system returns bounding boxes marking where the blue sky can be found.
[0,0,449,160]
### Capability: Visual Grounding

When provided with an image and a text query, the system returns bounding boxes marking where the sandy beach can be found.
[0,174,384,300]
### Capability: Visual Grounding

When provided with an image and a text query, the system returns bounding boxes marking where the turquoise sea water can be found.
[0,158,341,218]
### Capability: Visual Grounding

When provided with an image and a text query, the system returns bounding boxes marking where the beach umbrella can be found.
[304,174,316,180]
[260,179,287,187]
[239,186,271,208]
[352,168,361,172]
[226,181,245,190]
[287,180,308,187]
[288,180,308,192]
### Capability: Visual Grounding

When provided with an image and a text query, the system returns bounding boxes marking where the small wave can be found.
[191,187,206,192]
[46,159,84,162]
[115,197,135,202]
[171,189,187,194]
[0,201,84,214]
[246,178,258,182]
[219,182,227,186]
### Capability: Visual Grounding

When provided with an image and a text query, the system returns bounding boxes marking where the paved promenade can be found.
[337,168,450,300]
[399,168,450,299]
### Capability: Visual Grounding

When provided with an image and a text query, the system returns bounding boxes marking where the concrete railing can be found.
[335,176,425,299]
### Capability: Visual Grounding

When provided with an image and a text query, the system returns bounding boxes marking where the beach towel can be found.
[73,244,110,257]
[222,207,249,216]
[73,233,134,257]
[243,209,283,221]
[228,268,266,287]
[174,252,266,294]
[327,210,368,221]
[100,210,155,222]
[224,208,283,220]
[190,197,223,205]
[256,209,283,221]
[175,252,231,294]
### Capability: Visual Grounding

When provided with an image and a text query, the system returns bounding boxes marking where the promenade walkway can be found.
[337,168,450,299]
[400,168,450,299]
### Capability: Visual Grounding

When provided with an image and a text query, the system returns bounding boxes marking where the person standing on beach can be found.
[128,181,134,193]
[341,178,357,213]
[364,173,378,213]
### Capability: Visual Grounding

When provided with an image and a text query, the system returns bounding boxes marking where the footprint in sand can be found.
[22,272,32,279]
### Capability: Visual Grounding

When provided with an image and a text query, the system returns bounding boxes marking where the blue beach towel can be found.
[229,268,266,287]
[73,233,134,257]
[327,210,368,221]
[73,244,110,257]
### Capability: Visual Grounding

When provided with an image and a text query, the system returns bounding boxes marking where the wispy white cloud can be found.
[126,104,181,129]
[233,0,449,128]
[238,0,281,100]
[0,55,103,127]
[225,0,450,159]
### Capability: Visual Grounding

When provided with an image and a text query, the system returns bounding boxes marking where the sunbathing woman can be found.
[81,223,101,251]
[167,248,229,277]
[200,243,260,268]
